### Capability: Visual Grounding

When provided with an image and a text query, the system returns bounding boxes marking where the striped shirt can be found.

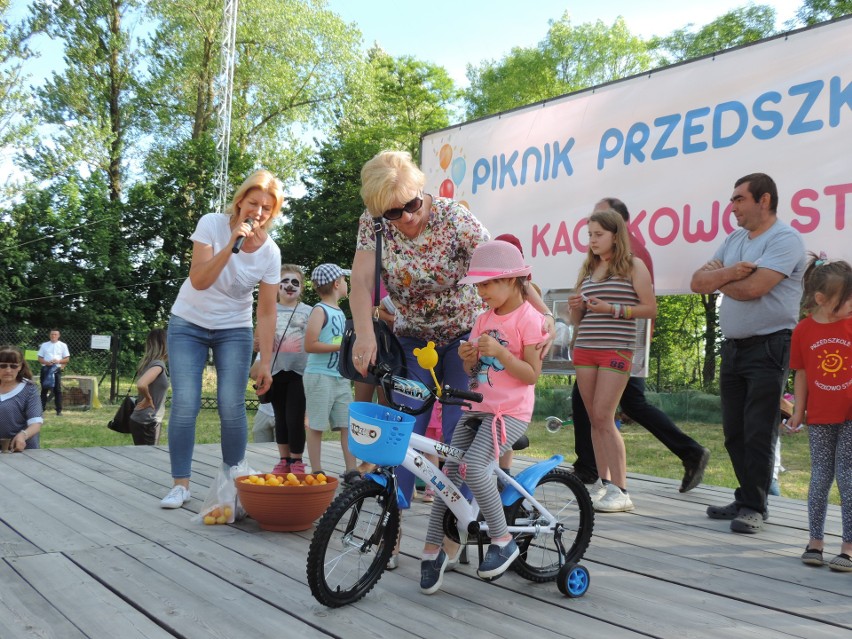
[575,275,639,350]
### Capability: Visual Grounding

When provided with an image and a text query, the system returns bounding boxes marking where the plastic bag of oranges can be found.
[191,459,259,525]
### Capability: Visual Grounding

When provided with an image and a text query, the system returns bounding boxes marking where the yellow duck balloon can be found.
[413,341,441,396]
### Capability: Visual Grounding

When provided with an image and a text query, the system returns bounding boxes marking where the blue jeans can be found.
[720,331,790,514]
[395,333,470,507]
[167,314,253,478]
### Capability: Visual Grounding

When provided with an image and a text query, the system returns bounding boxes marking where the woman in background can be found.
[0,345,42,451]
[130,328,169,446]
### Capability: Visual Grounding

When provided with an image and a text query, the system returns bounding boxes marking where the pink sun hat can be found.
[459,240,532,285]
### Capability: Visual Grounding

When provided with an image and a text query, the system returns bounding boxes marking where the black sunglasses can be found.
[280,278,301,287]
[0,363,21,369]
[382,195,423,221]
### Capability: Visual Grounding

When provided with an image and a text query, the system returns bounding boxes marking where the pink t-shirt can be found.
[467,301,548,421]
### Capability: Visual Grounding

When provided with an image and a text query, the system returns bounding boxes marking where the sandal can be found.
[342,469,363,485]
[801,546,824,566]
[828,553,852,572]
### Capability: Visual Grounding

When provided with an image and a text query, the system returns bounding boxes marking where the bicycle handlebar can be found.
[371,363,482,415]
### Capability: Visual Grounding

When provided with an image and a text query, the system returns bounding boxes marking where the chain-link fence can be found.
[0,325,259,411]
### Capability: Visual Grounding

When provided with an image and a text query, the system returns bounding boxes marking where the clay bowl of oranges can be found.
[235,472,338,532]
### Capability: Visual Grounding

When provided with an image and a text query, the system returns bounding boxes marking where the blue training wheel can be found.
[557,563,590,598]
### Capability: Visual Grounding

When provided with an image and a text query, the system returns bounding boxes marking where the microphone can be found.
[232,218,256,253]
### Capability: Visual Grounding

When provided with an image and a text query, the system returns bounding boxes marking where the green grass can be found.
[41,404,838,505]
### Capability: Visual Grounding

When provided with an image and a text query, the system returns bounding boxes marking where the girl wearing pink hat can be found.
[419,240,549,594]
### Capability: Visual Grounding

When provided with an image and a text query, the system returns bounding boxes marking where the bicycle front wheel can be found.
[306,479,399,607]
[506,469,594,582]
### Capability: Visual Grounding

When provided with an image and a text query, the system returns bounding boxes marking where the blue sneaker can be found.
[420,550,449,595]
[477,539,519,580]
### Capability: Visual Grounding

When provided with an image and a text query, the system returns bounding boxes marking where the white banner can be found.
[421,19,852,294]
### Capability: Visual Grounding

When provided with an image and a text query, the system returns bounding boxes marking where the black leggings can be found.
[271,370,306,454]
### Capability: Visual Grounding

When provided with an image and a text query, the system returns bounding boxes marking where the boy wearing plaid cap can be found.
[304,264,359,482]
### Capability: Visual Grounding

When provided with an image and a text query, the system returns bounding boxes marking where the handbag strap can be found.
[373,218,383,308]
[268,305,296,371]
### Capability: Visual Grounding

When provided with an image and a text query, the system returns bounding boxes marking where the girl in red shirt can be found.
[789,252,852,571]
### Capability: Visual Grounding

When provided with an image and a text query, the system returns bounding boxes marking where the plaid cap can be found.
[311,263,351,287]
[459,240,531,285]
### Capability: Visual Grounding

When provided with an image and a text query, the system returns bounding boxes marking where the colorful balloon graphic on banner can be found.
[451,157,466,185]
[439,178,454,198]
[439,144,453,170]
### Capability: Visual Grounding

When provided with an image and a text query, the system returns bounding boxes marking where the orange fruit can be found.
[316,473,327,482]
[224,507,233,518]
[203,515,216,525]
[215,515,227,525]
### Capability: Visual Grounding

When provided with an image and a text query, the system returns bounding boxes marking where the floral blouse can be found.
[356,197,489,344]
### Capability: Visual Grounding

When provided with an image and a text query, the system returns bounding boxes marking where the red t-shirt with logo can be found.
[789,315,852,424]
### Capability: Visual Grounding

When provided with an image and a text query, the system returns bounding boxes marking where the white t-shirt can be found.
[171,213,281,329]
[38,340,70,363]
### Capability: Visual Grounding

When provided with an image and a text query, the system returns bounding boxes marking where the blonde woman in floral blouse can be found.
[350,150,554,524]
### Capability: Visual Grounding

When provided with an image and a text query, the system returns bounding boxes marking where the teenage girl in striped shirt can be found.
[568,209,657,512]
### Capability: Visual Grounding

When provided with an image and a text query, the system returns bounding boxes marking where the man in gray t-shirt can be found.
[691,173,806,534]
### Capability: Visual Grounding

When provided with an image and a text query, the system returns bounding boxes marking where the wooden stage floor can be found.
[1,443,850,638]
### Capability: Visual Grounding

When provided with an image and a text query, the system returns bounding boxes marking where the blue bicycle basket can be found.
[348,402,416,466]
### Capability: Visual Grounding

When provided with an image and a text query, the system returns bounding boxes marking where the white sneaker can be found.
[594,483,634,513]
[160,485,191,509]
[585,478,606,502]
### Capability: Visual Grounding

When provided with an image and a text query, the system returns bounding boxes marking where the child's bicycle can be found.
[306,343,594,607]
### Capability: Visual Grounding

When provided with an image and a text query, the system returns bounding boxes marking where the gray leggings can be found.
[425,412,528,547]
[808,422,852,543]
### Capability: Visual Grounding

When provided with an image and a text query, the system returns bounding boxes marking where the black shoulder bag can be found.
[338,218,407,384]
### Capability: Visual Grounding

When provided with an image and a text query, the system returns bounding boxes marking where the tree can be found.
[25,0,143,203]
[0,0,36,153]
[143,0,363,183]
[465,15,656,119]
[651,5,777,64]
[795,0,852,25]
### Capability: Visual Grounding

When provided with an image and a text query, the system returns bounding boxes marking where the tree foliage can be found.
[143,0,363,183]
[465,15,656,119]
[651,4,777,64]
[0,0,36,152]
[25,0,143,202]
[796,0,852,25]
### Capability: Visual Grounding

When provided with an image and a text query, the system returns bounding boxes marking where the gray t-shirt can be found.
[713,219,806,339]
[271,302,311,375]
[131,359,169,423]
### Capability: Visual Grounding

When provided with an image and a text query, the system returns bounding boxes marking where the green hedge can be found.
[533,385,721,424]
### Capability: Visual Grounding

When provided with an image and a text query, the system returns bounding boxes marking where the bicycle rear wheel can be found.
[306,479,400,607]
[505,469,594,582]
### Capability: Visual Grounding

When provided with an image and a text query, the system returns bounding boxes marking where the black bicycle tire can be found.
[506,469,594,582]
[306,479,399,607]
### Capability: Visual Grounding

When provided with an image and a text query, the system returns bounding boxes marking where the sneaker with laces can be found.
[420,550,449,594]
[585,478,606,502]
[594,483,634,513]
[160,485,191,509]
[272,458,290,475]
[477,539,519,580]
[289,459,306,475]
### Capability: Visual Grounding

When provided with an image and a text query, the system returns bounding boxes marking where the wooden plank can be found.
[8,552,174,638]
[0,457,146,553]
[0,560,87,639]
[67,544,329,639]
